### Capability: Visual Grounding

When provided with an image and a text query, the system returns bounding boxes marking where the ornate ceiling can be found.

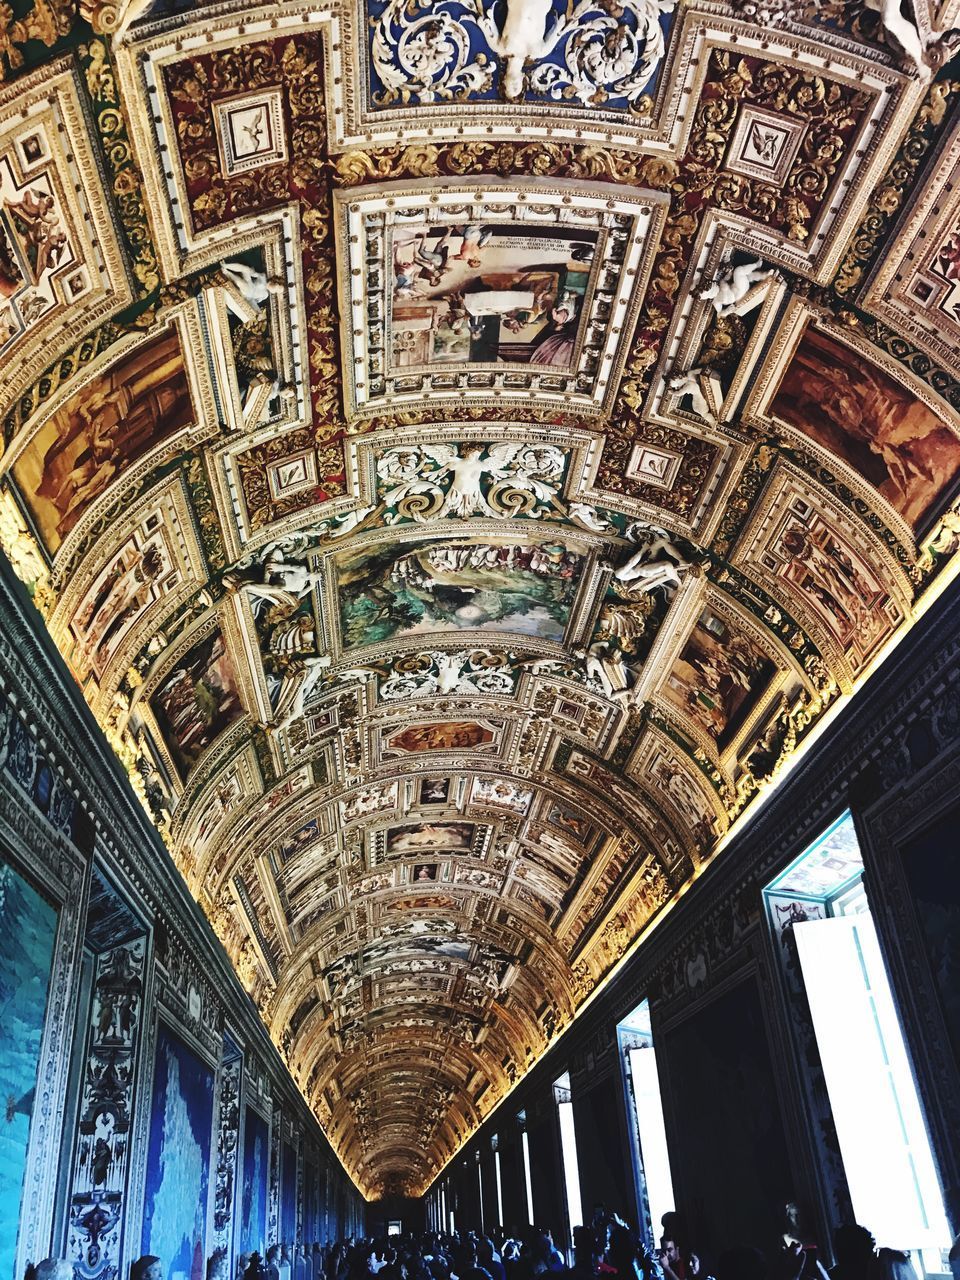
[2,0,960,1200]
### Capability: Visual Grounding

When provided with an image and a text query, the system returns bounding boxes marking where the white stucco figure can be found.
[568,502,615,533]
[614,552,686,592]
[220,262,284,316]
[863,0,926,67]
[272,654,333,731]
[667,368,718,426]
[112,0,155,43]
[698,259,777,315]
[481,0,568,98]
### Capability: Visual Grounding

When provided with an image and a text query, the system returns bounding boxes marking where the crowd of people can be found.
[234,1207,958,1280]
[23,1206,960,1280]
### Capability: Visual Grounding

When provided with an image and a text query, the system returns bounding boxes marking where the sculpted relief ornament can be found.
[369,0,676,111]
[376,442,567,521]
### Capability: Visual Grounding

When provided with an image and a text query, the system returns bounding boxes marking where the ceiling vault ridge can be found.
[2,0,960,1197]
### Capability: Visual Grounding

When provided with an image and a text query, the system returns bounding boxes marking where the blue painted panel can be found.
[238,1107,269,1257]
[141,1023,215,1280]
[0,859,57,1280]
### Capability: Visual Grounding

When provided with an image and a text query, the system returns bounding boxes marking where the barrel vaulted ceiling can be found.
[3,0,960,1198]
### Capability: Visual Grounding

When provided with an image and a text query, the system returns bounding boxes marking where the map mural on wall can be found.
[336,537,585,649]
[0,858,57,1280]
[770,325,960,531]
[900,809,960,1071]
[141,1023,215,1280]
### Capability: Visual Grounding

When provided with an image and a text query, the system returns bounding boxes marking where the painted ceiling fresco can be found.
[3,0,960,1199]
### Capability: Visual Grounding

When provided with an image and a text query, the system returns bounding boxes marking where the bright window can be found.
[768,814,950,1270]
[493,1138,504,1227]
[618,999,675,1243]
[519,1113,535,1226]
[555,1072,584,1245]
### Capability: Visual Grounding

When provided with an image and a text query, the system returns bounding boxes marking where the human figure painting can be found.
[771,324,960,530]
[150,628,244,779]
[663,608,775,753]
[141,1023,215,1280]
[12,329,194,554]
[389,223,597,370]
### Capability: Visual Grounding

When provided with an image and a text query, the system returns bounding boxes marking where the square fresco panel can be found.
[336,537,584,650]
[390,223,597,372]
[238,1107,268,1256]
[385,822,475,855]
[419,777,451,805]
[150,628,244,779]
[0,858,57,1280]
[770,325,960,530]
[544,800,594,843]
[141,1022,215,1280]
[12,330,194,554]
[662,608,776,752]
[341,181,665,420]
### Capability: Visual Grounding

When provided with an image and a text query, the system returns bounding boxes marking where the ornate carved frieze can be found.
[66,932,149,1280]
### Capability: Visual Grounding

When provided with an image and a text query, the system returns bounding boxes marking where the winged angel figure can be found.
[370,0,676,109]
[376,443,566,521]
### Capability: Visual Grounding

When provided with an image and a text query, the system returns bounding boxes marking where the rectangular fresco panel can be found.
[238,1106,268,1256]
[387,722,495,753]
[470,776,532,813]
[0,858,57,1280]
[770,325,960,530]
[337,537,584,650]
[151,628,244,779]
[141,1022,215,1280]
[390,223,597,371]
[662,608,775,752]
[12,330,194,554]
[544,800,594,843]
[385,823,475,855]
